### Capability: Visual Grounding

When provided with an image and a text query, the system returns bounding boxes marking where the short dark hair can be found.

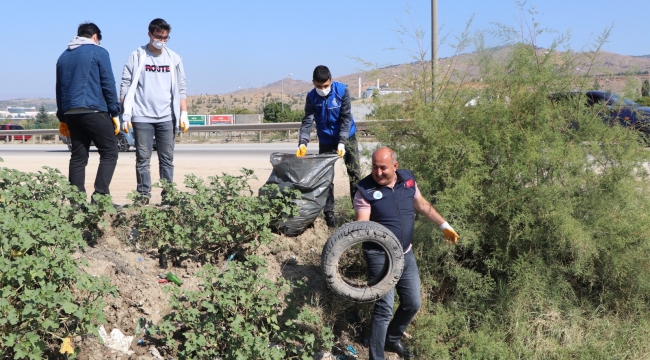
[149,18,171,34]
[77,22,102,41]
[313,65,332,83]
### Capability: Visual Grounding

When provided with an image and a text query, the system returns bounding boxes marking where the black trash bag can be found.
[260,152,339,236]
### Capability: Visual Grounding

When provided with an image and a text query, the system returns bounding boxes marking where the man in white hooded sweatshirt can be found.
[120,18,189,204]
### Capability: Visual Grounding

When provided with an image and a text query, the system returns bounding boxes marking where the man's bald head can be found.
[372,147,397,163]
[371,147,398,186]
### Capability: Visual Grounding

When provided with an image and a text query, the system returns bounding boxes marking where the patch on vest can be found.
[332,98,339,107]
[373,191,383,200]
[405,179,415,188]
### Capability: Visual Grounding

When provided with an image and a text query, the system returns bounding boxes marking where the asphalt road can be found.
[0,142,375,205]
[0,143,313,157]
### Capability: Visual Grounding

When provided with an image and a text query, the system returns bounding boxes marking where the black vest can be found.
[356,169,416,251]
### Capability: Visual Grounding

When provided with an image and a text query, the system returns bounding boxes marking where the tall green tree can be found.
[33,104,57,129]
[642,78,650,97]
[263,102,303,122]
[34,104,50,127]
[263,102,283,122]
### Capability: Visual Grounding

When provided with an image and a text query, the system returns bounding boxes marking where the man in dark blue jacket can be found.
[56,22,120,199]
[297,65,361,228]
[354,147,459,360]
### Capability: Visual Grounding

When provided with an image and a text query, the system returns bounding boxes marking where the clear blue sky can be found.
[0,0,647,100]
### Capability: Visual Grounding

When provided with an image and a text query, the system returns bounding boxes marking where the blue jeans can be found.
[364,249,421,360]
[132,121,174,198]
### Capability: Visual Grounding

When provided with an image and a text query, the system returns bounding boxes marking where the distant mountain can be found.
[0,98,57,111]
[4,48,649,114]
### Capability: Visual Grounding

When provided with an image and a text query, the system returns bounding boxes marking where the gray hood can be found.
[67,36,99,50]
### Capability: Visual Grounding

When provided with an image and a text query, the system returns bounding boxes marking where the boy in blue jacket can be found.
[56,22,120,198]
[297,65,361,228]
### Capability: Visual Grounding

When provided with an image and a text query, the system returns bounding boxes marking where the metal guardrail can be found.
[0,120,374,136]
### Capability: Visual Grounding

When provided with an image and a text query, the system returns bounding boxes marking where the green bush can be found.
[0,167,117,359]
[134,169,299,260]
[156,255,334,359]
[370,8,650,358]
[263,102,305,123]
[636,96,650,106]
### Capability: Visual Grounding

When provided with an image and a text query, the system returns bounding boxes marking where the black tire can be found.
[321,221,404,302]
[117,134,129,152]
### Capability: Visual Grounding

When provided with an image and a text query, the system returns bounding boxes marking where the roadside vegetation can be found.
[2,4,650,359]
[367,6,650,359]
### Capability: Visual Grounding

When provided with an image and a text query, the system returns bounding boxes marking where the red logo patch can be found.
[405,179,414,188]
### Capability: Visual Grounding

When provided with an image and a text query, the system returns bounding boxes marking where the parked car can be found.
[550,90,650,134]
[0,124,32,141]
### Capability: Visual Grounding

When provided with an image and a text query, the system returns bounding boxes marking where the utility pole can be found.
[431,0,438,100]
[281,73,292,112]
[262,82,266,110]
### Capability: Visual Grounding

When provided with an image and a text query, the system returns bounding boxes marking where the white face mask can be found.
[316,86,331,97]
[152,40,166,50]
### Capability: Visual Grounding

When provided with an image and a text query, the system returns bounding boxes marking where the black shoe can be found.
[325,213,336,228]
[385,340,412,359]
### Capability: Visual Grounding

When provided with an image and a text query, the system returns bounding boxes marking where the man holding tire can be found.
[354,147,459,360]
[296,65,361,228]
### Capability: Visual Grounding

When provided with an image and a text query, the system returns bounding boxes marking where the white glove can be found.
[440,221,459,244]
[180,111,189,133]
[120,119,132,133]
[337,143,345,158]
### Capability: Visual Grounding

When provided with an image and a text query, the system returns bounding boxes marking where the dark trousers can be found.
[364,250,421,360]
[318,134,361,214]
[65,112,118,196]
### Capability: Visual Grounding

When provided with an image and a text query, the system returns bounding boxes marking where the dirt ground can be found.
[1,143,396,359]
[72,215,384,360]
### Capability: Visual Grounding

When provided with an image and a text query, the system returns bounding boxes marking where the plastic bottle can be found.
[166,272,182,286]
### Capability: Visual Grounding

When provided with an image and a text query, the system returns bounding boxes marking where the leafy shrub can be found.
[156,255,334,359]
[636,96,650,106]
[263,102,305,123]
[135,169,299,260]
[370,6,650,358]
[0,167,117,359]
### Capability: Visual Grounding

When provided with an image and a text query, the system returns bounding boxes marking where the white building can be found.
[361,86,410,99]
[6,107,37,119]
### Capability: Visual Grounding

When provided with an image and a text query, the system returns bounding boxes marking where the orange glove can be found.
[112,117,119,136]
[296,144,307,157]
[440,222,459,244]
[59,123,70,138]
